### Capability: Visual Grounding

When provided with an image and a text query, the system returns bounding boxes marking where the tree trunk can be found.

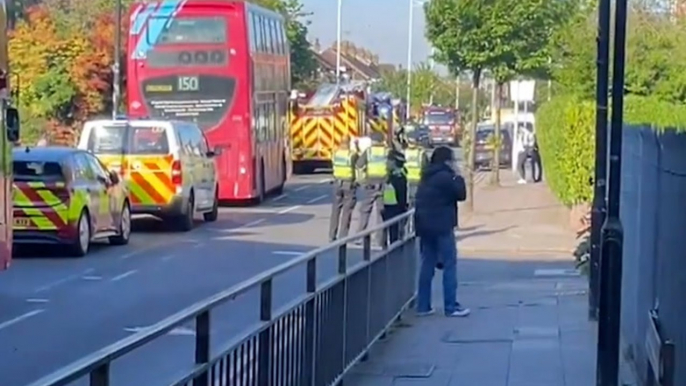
[491,82,502,185]
[465,69,481,212]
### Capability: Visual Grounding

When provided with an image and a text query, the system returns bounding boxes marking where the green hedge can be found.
[536,95,686,206]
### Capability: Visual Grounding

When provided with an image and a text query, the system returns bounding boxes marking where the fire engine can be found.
[420,105,461,146]
[366,93,406,139]
[289,82,368,174]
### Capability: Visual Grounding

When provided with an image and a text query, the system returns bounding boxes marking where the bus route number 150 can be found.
[178,76,199,91]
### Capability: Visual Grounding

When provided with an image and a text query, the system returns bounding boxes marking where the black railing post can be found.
[362,235,371,261]
[302,257,317,386]
[89,363,110,386]
[193,311,211,386]
[258,279,273,386]
[338,243,348,382]
[590,0,611,322]
[596,0,627,383]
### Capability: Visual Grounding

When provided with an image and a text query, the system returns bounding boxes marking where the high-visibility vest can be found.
[405,148,423,182]
[383,183,398,205]
[367,146,388,179]
[332,148,354,181]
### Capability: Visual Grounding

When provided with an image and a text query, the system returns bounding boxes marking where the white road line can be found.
[161,254,176,261]
[277,205,301,215]
[82,275,103,281]
[243,218,265,227]
[34,268,95,292]
[272,251,303,256]
[0,309,45,331]
[294,185,311,192]
[272,194,288,201]
[318,178,332,184]
[26,298,49,303]
[306,194,326,204]
[110,270,138,282]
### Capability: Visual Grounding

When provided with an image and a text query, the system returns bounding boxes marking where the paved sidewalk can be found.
[345,266,597,386]
[458,172,576,256]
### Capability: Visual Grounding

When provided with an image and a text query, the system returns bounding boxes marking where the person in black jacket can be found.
[413,146,470,317]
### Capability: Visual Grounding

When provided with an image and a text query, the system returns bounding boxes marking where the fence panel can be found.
[25,212,418,386]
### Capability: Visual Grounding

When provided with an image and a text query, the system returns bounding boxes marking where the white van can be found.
[78,119,219,232]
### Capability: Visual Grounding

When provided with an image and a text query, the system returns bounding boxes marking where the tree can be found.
[250,0,317,87]
[484,0,569,185]
[425,0,511,210]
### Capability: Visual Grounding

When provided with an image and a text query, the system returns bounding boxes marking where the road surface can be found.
[0,146,476,386]
[0,173,370,386]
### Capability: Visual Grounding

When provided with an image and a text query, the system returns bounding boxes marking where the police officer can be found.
[354,131,387,245]
[329,135,358,242]
[381,149,409,245]
[405,126,431,203]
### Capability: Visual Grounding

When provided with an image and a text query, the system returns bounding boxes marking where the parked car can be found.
[474,123,512,170]
[12,147,131,256]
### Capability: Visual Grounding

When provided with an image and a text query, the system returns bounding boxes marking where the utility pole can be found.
[589,0,611,323]
[596,0,628,384]
[112,0,122,119]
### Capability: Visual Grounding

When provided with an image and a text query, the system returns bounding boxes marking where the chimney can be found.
[313,38,321,52]
[372,54,379,64]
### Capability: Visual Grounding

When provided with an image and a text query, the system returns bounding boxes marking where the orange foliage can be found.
[68,13,116,121]
[10,5,128,143]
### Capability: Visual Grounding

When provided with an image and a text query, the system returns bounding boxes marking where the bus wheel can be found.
[258,161,266,203]
[275,157,287,195]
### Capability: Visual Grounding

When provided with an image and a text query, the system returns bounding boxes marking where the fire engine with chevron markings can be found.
[289,82,367,174]
[0,0,21,270]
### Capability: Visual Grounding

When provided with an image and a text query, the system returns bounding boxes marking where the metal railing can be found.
[26,210,418,386]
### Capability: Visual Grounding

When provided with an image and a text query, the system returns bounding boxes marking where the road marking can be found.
[26,298,49,303]
[272,251,303,256]
[272,194,288,201]
[294,185,311,192]
[161,254,176,261]
[243,218,265,227]
[277,205,301,215]
[0,309,45,331]
[111,270,138,282]
[306,194,326,204]
[82,275,102,281]
[318,178,332,184]
[34,268,95,292]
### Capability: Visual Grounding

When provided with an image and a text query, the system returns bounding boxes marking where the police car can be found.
[12,147,131,256]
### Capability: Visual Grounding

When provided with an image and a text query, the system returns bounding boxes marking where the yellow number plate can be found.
[13,218,31,227]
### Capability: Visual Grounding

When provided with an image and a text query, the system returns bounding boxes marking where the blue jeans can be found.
[417,234,458,314]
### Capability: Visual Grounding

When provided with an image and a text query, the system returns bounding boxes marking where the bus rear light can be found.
[171,160,182,186]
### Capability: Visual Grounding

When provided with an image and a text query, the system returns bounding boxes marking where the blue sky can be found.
[301,0,432,66]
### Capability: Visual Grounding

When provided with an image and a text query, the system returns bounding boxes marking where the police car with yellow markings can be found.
[12,147,131,256]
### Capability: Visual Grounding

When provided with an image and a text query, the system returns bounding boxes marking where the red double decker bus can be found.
[127,0,290,202]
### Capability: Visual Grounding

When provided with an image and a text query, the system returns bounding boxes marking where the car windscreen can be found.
[13,161,65,182]
[423,112,455,125]
[87,125,170,155]
[476,128,511,142]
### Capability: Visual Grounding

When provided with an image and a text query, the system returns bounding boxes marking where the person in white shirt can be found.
[516,125,536,184]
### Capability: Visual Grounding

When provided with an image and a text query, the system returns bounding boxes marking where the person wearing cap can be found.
[414,146,470,318]
[329,135,359,242]
[381,143,408,245]
[354,131,387,246]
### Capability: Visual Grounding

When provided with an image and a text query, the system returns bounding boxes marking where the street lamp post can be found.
[336,0,343,83]
[405,0,414,119]
[112,0,122,119]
